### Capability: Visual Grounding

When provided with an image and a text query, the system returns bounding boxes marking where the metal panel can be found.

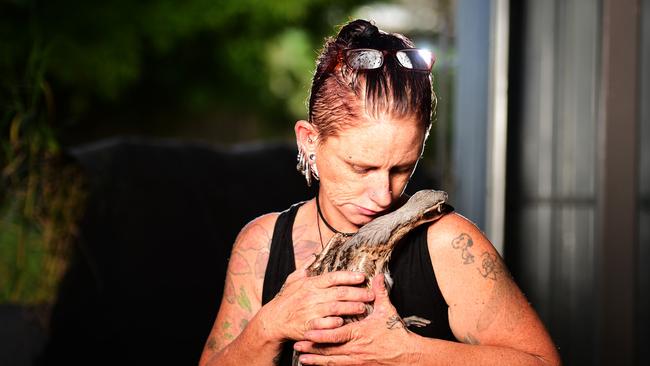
[520,0,556,201]
[506,0,601,364]
[638,0,649,364]
[518,205,552,320]
[596,0,639,363]
[453,0,490,228]
[485,0,510,253]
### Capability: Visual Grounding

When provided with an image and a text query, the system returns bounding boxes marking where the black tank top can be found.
[262,203,456,365]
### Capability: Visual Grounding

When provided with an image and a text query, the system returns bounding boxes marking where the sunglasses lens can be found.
[396,49,435,71]
[346,49,383,70]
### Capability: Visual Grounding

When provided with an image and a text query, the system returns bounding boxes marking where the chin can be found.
[349,212,375,226]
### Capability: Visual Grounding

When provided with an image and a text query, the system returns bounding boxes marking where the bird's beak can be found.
[421,203,445,221]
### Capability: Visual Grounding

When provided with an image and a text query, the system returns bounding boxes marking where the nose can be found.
[369,172,393,209]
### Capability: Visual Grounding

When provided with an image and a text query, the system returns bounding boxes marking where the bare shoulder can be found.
[425,212,507,308]
[426,212,491,254]
[229,212,280,290]
[425,211,509,309]
[235,212,279,250]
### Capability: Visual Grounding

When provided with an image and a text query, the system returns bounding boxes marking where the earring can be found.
[296,148,312,187]
[296,148,318,187]
[309,153,320,180]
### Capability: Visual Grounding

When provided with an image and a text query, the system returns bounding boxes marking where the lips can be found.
[356,205,380,216]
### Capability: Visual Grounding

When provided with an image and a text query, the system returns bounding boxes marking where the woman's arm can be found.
[417,212,561,365]
[199,213,375,366]
[199,213,281,366]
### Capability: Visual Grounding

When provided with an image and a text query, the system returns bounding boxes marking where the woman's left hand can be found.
[293,274,419,365]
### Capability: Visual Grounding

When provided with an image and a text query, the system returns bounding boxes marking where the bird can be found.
[293,189,450,366]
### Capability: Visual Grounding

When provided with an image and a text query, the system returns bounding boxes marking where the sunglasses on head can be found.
[343,48,435,72]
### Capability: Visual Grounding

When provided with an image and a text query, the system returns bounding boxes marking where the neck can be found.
[316,194,355,237]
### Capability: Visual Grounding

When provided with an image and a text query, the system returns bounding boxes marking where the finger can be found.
[294,340,316,351]
[370,273,391,308]
[315,301,367,318]
[372,273,388,295]
[314,271,365,289]
[293,341,334,355]
[299,354,353,365]
[287,266,308,281]
[304,323,356,344]
[305,316,344,331]
[325,286,374,302]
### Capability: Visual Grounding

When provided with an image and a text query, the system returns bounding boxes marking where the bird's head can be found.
[403,190,449,226]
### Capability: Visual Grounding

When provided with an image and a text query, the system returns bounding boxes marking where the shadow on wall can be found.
[18,137,439,366]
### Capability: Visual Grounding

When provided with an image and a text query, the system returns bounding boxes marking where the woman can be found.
[199,19,560,366]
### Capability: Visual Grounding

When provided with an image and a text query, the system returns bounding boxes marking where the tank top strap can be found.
[261,202,304,366]
[262,202,302,305]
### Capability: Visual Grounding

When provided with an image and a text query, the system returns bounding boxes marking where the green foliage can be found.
[0,0,377,304]
[0,25,87,302]
[2,0,374,136]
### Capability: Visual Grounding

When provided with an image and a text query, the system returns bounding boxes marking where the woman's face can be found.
[315,116,426,229]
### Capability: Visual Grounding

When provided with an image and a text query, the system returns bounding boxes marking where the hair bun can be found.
[335,19,379,46]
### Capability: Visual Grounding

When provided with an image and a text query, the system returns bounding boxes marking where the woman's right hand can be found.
[259,269,375,342]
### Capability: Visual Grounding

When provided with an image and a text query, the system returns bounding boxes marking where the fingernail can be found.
[354,273,364,281]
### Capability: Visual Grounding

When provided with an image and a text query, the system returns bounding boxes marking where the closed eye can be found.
[391,165,415,175]
[350,164,374,174]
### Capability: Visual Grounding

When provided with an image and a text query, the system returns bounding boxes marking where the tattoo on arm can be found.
[221,321,235,341]
[255,227,273,279]
[239,318,249,331]
[477,252,502,280]
[206,336,220,352]
[386,314,407,330]
[451,233,475,264]
[228,251,252,276]
[236,286,253,312]
[224,277,236,304]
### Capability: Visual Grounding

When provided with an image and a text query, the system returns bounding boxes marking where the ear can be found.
[294,120,319,153]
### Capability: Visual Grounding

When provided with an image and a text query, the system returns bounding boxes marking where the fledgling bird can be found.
[293,189,450,366]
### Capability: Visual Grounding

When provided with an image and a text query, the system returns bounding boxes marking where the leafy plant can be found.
[0,0,377,304]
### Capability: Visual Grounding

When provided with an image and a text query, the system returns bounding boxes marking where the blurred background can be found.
[0,0,646,365]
